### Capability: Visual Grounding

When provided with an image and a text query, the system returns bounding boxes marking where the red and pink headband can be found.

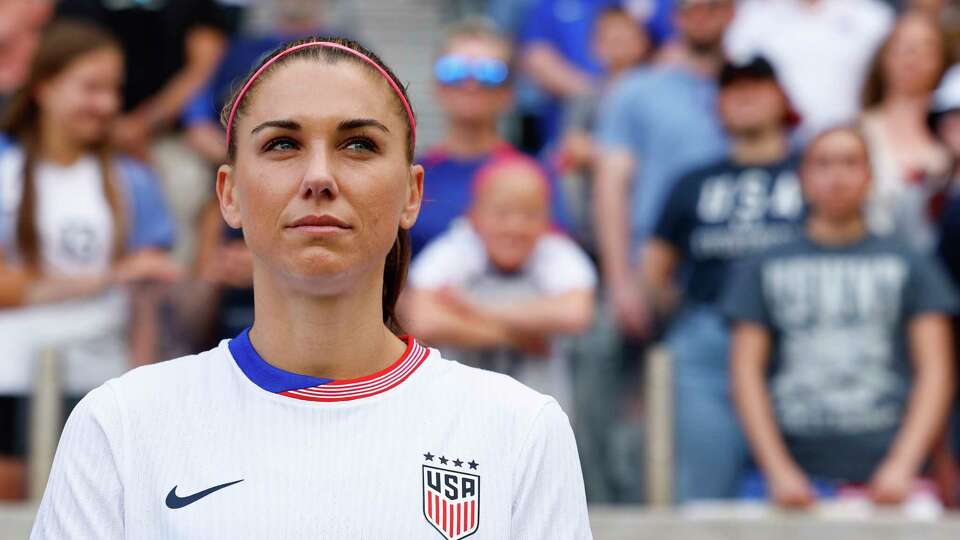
[224,41,417,151]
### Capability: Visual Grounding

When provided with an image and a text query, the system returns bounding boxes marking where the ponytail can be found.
[383,228,411,335]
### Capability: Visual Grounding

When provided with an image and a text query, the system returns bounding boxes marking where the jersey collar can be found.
[228,328,429,402]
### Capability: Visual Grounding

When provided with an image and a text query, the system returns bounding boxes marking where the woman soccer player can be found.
[31,37,591,539]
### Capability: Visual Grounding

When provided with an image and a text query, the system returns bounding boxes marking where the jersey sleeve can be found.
[119,158,177,251]
[594,77,639,153]
[511,400,592,540]
[31,384,124,539]
[408,222,483,290]
[533,235,597,295]
[903,250,960,318]
[720,256,771,326]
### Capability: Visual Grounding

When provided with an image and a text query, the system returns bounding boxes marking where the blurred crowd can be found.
[3,0,960,513]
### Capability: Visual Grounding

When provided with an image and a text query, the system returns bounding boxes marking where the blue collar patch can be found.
[228,327,334,393]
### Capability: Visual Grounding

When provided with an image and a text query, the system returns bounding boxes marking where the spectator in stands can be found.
[726,126,957,508]
[0,0,52,112]
[861,11,952,252]
[726,0,893,137]
[557,6,650,257]
[405,155,596,417]
[517,0,618,150]
[594,0,732,338]
[185,198,254,350]
[644,56,805,502]
[57,0,229,264]
[0,21,179,500]
[56,0,228,160]
[551,10,649,501]
[516,0,673,150]
[414,18,568,256]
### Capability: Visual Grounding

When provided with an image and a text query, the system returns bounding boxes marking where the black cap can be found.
[719,56,778,88]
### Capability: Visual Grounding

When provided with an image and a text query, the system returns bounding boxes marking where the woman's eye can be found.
[344,137,377,153]
[263,138,298,152]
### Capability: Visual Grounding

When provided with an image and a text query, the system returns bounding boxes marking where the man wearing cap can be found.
[726,0,893,137]
[643,55,805,501]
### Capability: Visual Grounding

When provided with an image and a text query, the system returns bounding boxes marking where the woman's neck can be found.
[443,119,501,159]
[806,214,868,246]
[247,264,407,380]
[878,93,931,125]
[38,116,84,165]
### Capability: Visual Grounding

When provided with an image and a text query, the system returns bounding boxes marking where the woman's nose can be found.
[299,147,340,200]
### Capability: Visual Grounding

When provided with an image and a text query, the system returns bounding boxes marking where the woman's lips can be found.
[287,214,352,235]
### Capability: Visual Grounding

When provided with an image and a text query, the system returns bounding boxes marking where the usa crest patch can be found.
[422,452,479,540]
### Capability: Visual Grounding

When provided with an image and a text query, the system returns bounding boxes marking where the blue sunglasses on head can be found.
[434,55,510,87]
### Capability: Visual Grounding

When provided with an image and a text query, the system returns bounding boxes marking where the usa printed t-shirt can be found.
[32,333,592,539]
[653,155,804,306]
[722,233,959,483]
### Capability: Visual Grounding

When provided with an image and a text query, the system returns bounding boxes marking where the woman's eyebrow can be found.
[338,118,390,133]
[251,119,301,135]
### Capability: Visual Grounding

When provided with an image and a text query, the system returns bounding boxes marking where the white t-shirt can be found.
[31,332,592,540]
[0,147,128,395]
[409,219,597,419]
[726,0,893,136]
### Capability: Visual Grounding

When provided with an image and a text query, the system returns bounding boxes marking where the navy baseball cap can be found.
[719,55,802,127]
[719,56,779,88]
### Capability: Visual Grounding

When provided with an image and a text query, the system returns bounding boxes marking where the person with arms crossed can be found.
[31,36,591,539]
[644,56,805,501]
[724,127,957,508]
[405,154,596,421]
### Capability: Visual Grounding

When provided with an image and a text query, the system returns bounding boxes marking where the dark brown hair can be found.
[219,36,416,335]
[0,20,125,271]
[861,11,949,109]
[801,124,872,174]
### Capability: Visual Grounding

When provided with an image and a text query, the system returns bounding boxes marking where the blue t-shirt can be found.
[518,0,618,145]
[595,65,728,251]
[413,145,571,256]
[653,155,804,306]
[722,233,959,483]
[516,0,676,146]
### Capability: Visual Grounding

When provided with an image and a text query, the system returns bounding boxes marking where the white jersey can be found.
[31,331,592,540]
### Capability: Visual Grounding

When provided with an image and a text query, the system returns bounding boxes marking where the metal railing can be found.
[644,345,673,506]
[27,347,61,503]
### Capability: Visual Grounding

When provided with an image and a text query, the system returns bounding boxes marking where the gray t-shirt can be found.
[722,233,958,483]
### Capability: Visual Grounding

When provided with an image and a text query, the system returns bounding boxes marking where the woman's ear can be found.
[399,163,424,230]
[216,164,243,229]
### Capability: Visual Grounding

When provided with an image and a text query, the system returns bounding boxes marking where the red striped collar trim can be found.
[278,337,430,402]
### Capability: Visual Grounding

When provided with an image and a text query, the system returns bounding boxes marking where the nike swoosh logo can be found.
[165,479,244,509]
